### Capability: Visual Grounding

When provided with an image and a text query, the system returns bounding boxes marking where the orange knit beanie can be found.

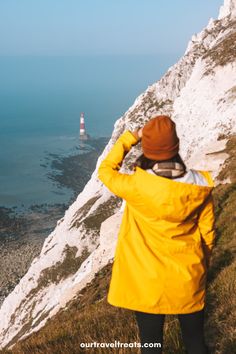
[141,115,179,160]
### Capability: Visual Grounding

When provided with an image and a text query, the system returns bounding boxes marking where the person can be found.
[97,115,215,354]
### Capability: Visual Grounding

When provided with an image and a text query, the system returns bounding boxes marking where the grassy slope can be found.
[1,135,235,354]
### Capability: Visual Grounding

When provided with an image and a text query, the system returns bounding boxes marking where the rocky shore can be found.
[0,136,109,306]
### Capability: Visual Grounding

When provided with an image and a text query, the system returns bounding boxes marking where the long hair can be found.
[134,153,187,178]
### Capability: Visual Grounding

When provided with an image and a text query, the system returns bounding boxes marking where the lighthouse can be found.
[79,112,89,140]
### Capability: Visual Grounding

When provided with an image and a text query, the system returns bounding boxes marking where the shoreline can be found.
[0,136,109,306]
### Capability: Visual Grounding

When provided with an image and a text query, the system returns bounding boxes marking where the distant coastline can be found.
[0,135,109,306]
[0,53,170,306]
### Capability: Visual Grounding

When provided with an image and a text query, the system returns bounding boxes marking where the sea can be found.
[0,55,178,211]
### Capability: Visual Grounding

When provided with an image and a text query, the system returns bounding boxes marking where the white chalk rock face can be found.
[0,0,236,349]
[219,0,236,19]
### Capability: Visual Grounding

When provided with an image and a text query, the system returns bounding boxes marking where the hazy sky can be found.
[0,0,223,56]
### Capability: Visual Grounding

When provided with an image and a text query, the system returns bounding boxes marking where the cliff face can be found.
[0,0,236,349]
[219,0,236,18]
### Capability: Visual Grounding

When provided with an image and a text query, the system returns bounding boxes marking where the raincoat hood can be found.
[134,166,213,223]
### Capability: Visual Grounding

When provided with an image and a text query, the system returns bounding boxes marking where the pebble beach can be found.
[0,136,109,306]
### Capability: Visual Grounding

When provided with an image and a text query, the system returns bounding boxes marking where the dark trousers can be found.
[135,308,210,354]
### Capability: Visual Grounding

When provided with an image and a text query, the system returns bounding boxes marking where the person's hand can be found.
[130,127,143,141]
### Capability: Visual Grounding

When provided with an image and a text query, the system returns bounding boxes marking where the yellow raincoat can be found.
[98,130,216,314]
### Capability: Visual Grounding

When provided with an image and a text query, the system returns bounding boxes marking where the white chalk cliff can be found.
[0,0,236,349]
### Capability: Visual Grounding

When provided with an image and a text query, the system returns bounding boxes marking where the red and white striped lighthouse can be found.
[79,112,89,140]
[80,112,85,136]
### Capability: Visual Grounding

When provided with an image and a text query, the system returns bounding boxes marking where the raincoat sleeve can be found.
[198,193,216,269]
[97,130,139,201]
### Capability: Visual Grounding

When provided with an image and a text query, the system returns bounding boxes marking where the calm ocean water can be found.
[0,55,177,210]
